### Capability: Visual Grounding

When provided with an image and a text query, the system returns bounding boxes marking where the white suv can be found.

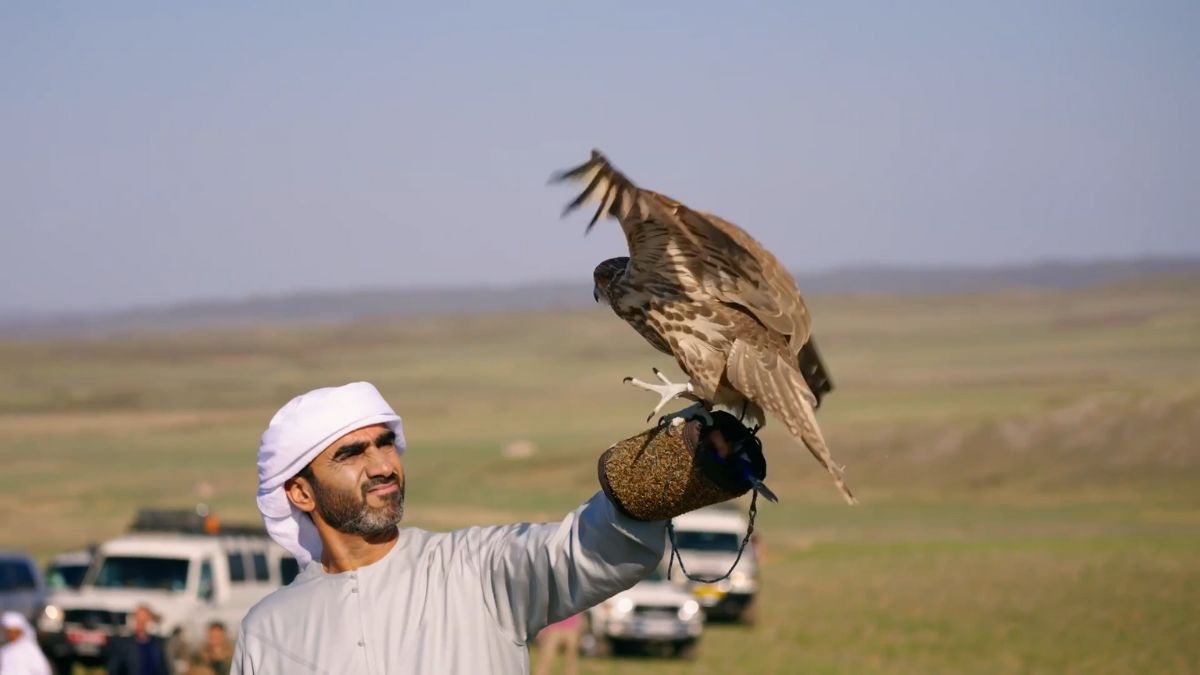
[582,564,704,659]
[669,504,760,623]
[37,511,296,671]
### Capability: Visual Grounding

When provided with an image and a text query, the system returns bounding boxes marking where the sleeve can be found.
[230,625,255,675]
[34,650,54,675]
[476,490,666,644]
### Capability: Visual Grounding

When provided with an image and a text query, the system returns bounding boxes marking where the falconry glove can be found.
[597,409,771,522]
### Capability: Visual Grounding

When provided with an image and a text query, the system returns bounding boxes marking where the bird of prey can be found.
[552,150,855,504]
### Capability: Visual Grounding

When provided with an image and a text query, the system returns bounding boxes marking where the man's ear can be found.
[284,474,317,514]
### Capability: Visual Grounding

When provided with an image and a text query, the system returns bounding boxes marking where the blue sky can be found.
[2,2,1197,312]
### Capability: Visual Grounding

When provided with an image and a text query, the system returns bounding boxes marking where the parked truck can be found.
[36,508,296,672]
[581,563,704,659]
[0,551,46,624]
[669,503,760,623]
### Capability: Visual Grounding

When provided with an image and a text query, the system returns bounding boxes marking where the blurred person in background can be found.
[1,611,52,675]
[234,382,668,674]
[533,613,582,675]
[105,603,170,675]
[185,621,233,675]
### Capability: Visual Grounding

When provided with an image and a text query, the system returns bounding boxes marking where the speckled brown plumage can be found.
[556,150,855,504]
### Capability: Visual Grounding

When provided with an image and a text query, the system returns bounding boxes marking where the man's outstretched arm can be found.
[474,490,667,644]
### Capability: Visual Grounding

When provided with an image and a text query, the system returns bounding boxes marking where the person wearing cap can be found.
[1,611,53,675]
[233,381,670,674]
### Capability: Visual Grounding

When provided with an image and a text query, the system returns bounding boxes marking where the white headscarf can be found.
[256,381,405,566]
[1,611,52,675]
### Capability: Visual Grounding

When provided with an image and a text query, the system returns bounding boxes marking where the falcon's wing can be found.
[553,150,813,353]
[726,338,855,504]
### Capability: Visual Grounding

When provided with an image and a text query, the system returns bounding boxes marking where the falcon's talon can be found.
[624,370,697,422]
[660,402,714,429]
[654,414,688,434]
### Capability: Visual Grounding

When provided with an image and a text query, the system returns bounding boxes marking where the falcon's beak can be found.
[593,286,601,303]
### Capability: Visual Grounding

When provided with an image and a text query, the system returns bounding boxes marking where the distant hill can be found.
[3,256,1197,338]
[787,257,1200,294]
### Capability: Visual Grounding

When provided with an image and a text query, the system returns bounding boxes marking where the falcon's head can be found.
[593,257,629,305]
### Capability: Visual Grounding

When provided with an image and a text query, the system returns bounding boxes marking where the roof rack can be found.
[129,507,267,538]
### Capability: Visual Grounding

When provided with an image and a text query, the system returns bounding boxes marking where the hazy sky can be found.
[3,2,1197,313]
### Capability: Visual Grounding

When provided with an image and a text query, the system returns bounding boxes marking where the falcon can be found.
[553,150,855,504]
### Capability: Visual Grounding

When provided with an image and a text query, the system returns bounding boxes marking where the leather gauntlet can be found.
[598,410,767,521]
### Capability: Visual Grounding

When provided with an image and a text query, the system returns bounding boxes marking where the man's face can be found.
[4,626,20,643]
[299,423,405,537]
[207,625,226,648]
[133,607,153,632]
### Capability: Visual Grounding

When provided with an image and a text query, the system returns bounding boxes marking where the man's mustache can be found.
[361,475,402,497]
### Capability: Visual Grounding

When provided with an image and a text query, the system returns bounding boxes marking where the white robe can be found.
[233,491,666,674]
[0,615,52,675]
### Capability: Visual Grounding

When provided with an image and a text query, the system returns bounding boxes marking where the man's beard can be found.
[311,473,405,537]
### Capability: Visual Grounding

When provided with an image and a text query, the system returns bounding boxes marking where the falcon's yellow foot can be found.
[623,368,701,422]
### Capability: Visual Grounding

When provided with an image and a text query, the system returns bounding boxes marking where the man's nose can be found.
[365,445,398,476]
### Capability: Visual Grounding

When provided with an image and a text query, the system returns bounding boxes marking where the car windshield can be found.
[47,563,89,591]
[93,556,189,592]
[0,559,37,591]
[674,531,741,553]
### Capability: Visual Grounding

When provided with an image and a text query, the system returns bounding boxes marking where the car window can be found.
[46,563,89,591]
[93,556,189,592]
[279,557,299,585]
[0,559,37,591]
[674,531,742,552]
[227,552,247,583]
[199,559,214,601]
[252,552,269,582]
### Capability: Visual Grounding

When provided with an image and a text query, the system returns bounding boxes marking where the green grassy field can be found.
[2,276,1198,673]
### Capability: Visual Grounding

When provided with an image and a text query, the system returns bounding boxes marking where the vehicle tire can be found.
[673,639,698,660]
[50,656,74,675]
[738,597,758,626]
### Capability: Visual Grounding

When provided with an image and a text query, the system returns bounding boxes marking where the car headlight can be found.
[730,570,755,591]
[38,605,64,633]
[678,599,700,621]
[613,597,634,616]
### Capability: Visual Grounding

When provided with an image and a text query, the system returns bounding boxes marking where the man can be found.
[186,621,233,675]
[1,611,53,675]
[233,382,668,674]
[105,604,170,675]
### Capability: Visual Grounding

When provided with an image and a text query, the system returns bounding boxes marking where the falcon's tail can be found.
[550,149,638,233]
[726,340,856,504]
[790,392,857,505]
